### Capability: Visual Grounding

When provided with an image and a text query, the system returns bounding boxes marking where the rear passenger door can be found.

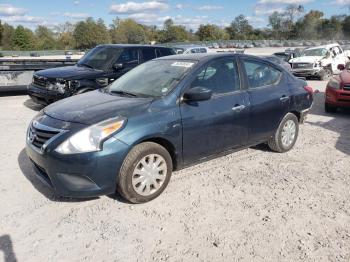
[181,58,250,164]
[241,58,290,143]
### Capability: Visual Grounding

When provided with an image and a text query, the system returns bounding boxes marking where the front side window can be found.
[142,48,156,61]
[190,59,240,94]
[109,60,196,97]
[243,60,282,89]
[78,46,123,71]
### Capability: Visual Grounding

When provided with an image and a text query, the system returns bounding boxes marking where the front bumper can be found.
[25,122,131,198]
[27,84,67,105]
[291,68,322,78]
[325,87,350,108]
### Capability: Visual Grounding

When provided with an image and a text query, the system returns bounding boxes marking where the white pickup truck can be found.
[290,43,349,80]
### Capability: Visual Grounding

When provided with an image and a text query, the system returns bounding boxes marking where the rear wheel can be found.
[325,103,338,113]
[117,142,173,203]
[268,113,299,153]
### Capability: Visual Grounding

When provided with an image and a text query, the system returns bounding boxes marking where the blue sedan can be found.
[26,53,313,203]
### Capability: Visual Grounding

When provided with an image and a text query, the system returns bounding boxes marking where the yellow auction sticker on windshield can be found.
[171,62,194,68]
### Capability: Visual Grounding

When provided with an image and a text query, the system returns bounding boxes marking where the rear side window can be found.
[156,48,174,57]
[142,48,156,61]
[243,60,282,89]
[191,58,240,94]
[118,48,139,63]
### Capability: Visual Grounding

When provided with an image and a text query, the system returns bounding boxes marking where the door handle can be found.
[232,105,246,112]
[280,95,289,102]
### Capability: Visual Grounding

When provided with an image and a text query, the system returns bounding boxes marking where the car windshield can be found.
[302,48,328,57]
[78,46,123,71]
[108,60,196,98]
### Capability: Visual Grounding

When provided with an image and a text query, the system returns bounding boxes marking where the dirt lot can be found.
[0,77,350,262]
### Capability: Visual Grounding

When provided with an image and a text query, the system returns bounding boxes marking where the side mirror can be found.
[113,63,123,70]
[338,64,345,71]
[183,86,212,102]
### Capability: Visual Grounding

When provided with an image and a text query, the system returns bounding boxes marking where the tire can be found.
[268,113,299,153]
[117,142,173,203]
[325,103,337,113]
[320,68,332,81]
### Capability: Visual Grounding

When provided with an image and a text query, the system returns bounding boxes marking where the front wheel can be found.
[268,113,299,153]
[117,142,173,203]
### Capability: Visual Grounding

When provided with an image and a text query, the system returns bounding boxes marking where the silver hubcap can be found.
[132,154,167,196]
[281,120,296,148]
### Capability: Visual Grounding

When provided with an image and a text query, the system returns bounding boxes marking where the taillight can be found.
[304,85,313,95]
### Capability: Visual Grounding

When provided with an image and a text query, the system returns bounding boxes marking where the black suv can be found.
[28,44,175,105]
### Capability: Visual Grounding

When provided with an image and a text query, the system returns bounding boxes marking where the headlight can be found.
[328,78,341,90]
[55,117,126,154]
[47,79,68,93]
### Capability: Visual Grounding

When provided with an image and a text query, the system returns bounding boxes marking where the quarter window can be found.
[191,59,240,94]
[243,60,282,89]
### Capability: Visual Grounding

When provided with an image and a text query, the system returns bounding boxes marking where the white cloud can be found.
[175,4,184,9]
[0,4,26,16]
[74,0,80,5]
[332,0,350,4]
[254,5,285,15]
[258,0,313,3]
[1,15,45,24]
[197,5,223,11]
[63,12,89,19]
[109,1,169,14]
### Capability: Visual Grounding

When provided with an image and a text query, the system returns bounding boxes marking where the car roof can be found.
[173,45,206,49]
[306,43,340,50]
[155,53,239,62]
[95,44,172,49]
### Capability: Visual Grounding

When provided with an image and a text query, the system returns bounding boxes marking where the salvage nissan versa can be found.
[26,53,313,203]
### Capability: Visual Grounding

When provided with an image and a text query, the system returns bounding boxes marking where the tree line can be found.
[1,4,350,51]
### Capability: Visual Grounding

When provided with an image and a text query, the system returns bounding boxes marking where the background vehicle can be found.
[290,43,349,80]
[325,63,350,112]
[173,45,210,54]
[26,53,313,203]
[273,48,302,62]
[262,55,292,71]
[27,44,175,105]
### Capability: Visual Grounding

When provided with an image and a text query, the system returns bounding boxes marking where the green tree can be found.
[196,24,228,41]
[342,16,350,38]
[0,20,3,47]
[73,17,110,49]
[158,19,188,43]
[35,26,56,50]
[12,25,36,50]
[1,23,15,50]
[110,18,147,44]
[295,10,324,39]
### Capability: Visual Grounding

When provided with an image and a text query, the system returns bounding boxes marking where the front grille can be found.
[32,162,53,187]
[33,75,48,88]
[28,122,61,150]
[292,63,313,69]
[343,84,350,91]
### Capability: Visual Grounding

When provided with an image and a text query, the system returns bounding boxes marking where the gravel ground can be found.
[1,77,350,261]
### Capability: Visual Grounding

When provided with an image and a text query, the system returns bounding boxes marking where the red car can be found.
[325,63,350,112]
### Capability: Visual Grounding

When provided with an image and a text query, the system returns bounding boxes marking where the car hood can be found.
[44,90,154,125]
[340,70,350,84]
[290,56,324,64]
[35,65,104,80]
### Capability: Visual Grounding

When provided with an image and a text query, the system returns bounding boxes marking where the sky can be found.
[0,0,350,30]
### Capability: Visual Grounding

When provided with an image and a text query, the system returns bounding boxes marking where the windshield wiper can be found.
[78,63,94,69]
[110,90,139,97]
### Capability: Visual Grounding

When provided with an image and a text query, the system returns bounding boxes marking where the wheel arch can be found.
[136,136,179,170]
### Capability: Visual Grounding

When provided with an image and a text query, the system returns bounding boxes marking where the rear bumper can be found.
[325,87,350,108]
[27,84,66,105]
